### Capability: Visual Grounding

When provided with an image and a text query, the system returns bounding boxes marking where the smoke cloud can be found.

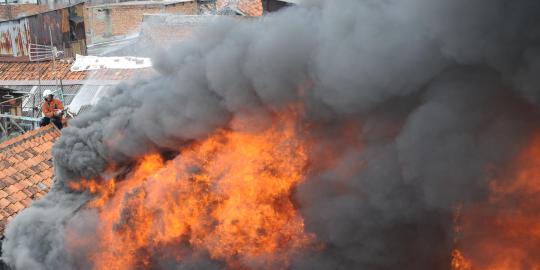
[3,0,540,269]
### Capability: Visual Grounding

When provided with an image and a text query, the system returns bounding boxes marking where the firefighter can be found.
[40,89,64,129]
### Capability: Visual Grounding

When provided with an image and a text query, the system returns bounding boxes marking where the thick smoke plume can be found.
[3,0,540,269]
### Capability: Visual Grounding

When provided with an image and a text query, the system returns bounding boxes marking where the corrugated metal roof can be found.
[0,5,76,60]
[58,84,83,105]
[0,19,30,57]
[0,3,87,61]
[77,104,93,115]
[69,84,117,114]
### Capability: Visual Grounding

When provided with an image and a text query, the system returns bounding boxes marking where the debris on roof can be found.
[70,54,152,72]
[0,124,60,234]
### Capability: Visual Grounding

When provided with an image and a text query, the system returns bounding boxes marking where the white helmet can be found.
[43,89,53,98]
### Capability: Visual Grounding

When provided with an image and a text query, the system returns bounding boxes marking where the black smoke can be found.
[3,0,540,269]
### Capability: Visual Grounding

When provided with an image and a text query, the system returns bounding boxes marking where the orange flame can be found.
[452,133,540,270]
[451,249,472,270]
[68,112,315,269]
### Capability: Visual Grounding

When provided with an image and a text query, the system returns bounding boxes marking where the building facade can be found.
[83,0,198,44]
[0,3,86,61]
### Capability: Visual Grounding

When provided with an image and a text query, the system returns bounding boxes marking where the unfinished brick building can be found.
[84,0,198,44]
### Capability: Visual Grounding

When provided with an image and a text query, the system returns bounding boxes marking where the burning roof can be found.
[2,0,540,269]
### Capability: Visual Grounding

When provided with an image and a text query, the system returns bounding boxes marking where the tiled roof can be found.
[0,60,154,82]
[0,124,60,233]
[217,0,262,16]
[237,0,262,16]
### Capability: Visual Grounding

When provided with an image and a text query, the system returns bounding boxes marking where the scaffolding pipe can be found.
[0,114,41,122]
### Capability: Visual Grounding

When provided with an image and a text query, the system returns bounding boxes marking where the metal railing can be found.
[29,43,56,61]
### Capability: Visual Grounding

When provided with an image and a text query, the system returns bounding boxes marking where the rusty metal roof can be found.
[0,3,85,61]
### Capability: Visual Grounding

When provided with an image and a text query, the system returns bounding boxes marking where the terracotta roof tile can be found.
[217,0,262,16]
[21,198,33,208]
[3,207,14,216]
[5,185,19,195]
[30,174,41,184]
[6,195,18,204]
[21,188,33,197]
[237,0,262,16]
[0,199,10,209]
[0,61,153,82]
[8,202,24,214]
[14,191,27,201]
[9,174,20,182]
[0,124,60,235]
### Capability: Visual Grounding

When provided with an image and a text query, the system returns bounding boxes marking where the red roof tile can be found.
[217,0,262,16]
[0,60,154,82]
[237,0,262,16]
[0,124,61,235]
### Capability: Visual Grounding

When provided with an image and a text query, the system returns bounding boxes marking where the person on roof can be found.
[40,89,64,130]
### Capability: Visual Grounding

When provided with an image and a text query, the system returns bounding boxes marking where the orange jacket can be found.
[42,99,64,118]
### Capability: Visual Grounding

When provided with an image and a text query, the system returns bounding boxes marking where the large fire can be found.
[452,134,540,270]
[68,112,315,270]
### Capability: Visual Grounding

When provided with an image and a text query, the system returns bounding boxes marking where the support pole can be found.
[11,119,25,133]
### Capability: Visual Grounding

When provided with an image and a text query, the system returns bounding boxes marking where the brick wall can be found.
[84,1,197,44]
[0,4,50,21]
[217,0,262,16]
[164,1,197,14]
